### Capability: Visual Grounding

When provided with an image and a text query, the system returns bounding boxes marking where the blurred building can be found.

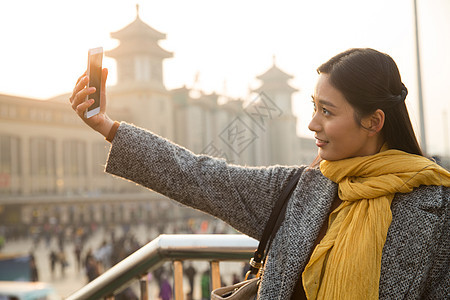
[0,13,316,230]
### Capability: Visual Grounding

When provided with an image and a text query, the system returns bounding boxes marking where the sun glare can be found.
[0,0,448,153]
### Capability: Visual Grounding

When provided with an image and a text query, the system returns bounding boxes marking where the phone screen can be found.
[87,48,103,116]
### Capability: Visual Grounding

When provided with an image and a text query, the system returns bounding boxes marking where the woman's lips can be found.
[315,137,328,147]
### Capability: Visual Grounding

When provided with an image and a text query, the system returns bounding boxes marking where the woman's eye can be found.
[322,107,330,115]
[311,102,317,114]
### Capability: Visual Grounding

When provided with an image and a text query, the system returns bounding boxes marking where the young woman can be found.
[69,48,449,299]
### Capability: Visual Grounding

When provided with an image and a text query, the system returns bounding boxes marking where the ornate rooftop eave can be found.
[256,64,294,81]
[110,16,166,41]
[105,41,173,59]
[252,82,298,94]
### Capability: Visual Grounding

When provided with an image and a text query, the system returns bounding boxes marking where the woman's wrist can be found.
[97,117,115,139]
[105,121,120,143]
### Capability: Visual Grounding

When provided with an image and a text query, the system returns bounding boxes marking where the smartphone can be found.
[85,47,103,118]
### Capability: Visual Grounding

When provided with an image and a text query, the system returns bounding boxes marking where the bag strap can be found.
[246,170,302,278]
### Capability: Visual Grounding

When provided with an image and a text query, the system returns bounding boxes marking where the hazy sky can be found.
[0,0,449,155]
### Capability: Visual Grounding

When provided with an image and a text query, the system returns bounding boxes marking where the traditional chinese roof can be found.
[256,64,294,81]
[110,7,166,41]
[106,9,172,59]
[255,56,294,81]
[252,56,298,94]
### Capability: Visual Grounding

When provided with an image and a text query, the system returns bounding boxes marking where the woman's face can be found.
[308,74,377,161]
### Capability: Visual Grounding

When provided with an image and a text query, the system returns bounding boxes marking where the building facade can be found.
[0,13,317,231]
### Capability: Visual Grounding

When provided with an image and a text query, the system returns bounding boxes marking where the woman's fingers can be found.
[71,86,96,111]
[69,68,109,133]
[76,71,87,86]
[74,76,89,97]
[75,98,94,117]
[70,72,88,103]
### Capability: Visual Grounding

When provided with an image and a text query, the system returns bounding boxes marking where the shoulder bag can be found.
[211,170,302,300]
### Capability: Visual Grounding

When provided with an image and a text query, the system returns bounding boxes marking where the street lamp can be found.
[413,0,427,154]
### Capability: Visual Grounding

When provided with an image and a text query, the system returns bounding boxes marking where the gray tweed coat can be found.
[105,123,449,299]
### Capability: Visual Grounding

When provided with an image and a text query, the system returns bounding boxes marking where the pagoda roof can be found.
[106,12,173,59]
[256,64,294,81]
[105,39,173,58]
[253,59,298,94]
[252,81,298,94]
[110,15,166,41]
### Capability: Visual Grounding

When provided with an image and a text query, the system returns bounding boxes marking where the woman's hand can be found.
[69,68,114,138]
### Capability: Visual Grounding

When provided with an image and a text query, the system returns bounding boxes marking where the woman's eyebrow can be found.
[311,95,337,108]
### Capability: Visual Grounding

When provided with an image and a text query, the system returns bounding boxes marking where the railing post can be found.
[173,260,184,300]
[140,273,149,300]
[210,261,221,291]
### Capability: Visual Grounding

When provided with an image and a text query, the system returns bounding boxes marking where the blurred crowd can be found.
[0,212,241,299]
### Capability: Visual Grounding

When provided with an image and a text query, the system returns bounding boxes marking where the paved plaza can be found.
[3,234,97,298]
[1,224,244,299]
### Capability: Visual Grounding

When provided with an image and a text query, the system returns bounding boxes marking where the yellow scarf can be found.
[302,149,450,300]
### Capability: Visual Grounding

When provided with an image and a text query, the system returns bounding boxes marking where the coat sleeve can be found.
[105,122,305,240]
[379,185,449,299]
[422,186,449,299]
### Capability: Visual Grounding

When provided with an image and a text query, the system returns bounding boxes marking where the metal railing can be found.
[66,234,258,300]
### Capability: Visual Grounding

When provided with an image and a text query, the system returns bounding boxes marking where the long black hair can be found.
[317,48,423,156]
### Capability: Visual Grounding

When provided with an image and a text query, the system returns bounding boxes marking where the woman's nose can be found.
[308,113,321,132]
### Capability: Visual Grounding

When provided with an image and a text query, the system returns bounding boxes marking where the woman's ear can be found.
[363,109,385,136]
